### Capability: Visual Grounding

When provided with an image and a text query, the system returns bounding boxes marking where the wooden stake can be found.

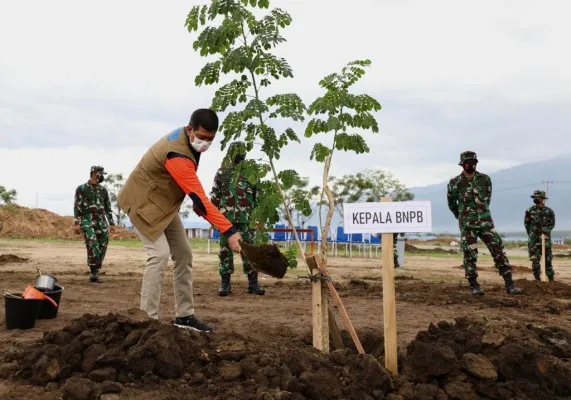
[328,308,345,350]
[306,254,329,353]
[381,197,398,375]
[541,234,547,282]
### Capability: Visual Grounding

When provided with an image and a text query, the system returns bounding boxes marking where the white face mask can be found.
[191,136,212,153]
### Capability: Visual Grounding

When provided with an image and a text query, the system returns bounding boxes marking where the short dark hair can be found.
[189,109,219,132]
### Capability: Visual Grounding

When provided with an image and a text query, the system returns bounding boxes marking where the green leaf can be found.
[277,169,302,190]
[310,143,332,162]
[266,93,306,121]
[334,133,370,154]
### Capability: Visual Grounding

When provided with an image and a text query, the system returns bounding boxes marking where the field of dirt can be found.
[0,239,570,399]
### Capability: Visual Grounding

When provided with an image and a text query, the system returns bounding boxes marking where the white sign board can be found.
[343,201,432,233]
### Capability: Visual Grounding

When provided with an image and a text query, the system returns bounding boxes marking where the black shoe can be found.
[503,272,523,295]
[89,266,102,283]
[219,274,231,297]
[506,285,524,295]
[174,315,213,333]
[533,272,541,281]
[548,276,554,282]
[247,272,265,295]
[471,285,484,296]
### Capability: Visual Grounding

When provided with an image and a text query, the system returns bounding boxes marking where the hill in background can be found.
[410,154,571,234]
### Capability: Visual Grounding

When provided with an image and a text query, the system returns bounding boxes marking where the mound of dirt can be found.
[0,205,136,241]
[405,243,457,255]
[553,252,571,258]
[400,316,571,400]
[0,254,29,265]
[2,310,570,399]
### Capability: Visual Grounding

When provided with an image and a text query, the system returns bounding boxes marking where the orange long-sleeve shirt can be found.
[164,152,237,238]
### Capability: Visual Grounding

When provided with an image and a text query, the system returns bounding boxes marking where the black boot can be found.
[89,266,102,283]
[503,272,523,295]
[533,270,541,281]
[468,277,484,296]
[247,271,265,295]
[219,274,231,296]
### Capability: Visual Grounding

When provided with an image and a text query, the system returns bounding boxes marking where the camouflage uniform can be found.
[524,190,556,281]
[74,166,114,282]
[211,142,264,295]
[447,151,522,295]
[393,233,400,268]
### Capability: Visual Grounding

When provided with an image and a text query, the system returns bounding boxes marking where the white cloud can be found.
[1,0,570,218]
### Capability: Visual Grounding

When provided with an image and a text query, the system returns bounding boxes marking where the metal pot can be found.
[35,274,57,291]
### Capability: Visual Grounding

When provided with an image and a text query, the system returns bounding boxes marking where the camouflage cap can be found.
[531,190,547,199]
[458,151,478,165]
[90,165,106,175]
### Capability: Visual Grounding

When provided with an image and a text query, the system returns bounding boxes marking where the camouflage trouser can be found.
[461,223,511,280]
[219,223,253,276]
[393,233,400,268]
[528,233,554,279]
[81,217,109,269]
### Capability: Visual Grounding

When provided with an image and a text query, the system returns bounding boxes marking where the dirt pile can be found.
[0,254,29,265]
[0,205,136,240]
[399,316,571,400]
[0,309,394,400]
[2,310,570,399]
[405,243,457,255]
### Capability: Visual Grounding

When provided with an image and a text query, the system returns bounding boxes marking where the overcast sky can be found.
[1,0,570,218]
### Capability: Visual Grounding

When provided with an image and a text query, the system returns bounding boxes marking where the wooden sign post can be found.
[541,234,547,282]
[343,199,433,375]
[380,197,398,374]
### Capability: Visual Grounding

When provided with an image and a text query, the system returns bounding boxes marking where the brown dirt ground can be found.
[0,239,570,399]
[0,205,137,240]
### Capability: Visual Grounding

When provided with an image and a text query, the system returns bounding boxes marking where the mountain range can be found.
[410,154,571,233]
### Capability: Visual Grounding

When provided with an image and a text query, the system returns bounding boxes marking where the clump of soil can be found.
[3,310,571,399]
[240,242,289,278]
[0,205,137,241]
[0,254,29,265]
[0,309,394,399]
[553,252,571,258]
[399,316,571,400]
[406,243,457,255]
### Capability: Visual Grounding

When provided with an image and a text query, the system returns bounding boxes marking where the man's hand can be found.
[74,224,82,235]
[109,225,116,234]
[228,232,243,253]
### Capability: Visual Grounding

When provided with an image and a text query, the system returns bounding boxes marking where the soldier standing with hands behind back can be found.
[74,166,115,283]
[447,151,523,296]
[524,190,556,281]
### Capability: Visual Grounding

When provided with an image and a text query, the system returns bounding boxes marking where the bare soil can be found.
[0,205,137,240]
[0,239,570,399]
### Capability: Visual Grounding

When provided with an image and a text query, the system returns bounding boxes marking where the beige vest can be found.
[117,127,197,241]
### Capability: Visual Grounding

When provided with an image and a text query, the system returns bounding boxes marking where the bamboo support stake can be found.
[541,234,547,282]
[381,197,398,375]
[306,254,329,353]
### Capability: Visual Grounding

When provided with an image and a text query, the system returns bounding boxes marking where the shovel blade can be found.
[240,242,289,279]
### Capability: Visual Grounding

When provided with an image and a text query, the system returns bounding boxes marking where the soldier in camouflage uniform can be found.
[210,142,265,296]
[74,166,115,283]
[447,151,523,295]
[524,190,556,281]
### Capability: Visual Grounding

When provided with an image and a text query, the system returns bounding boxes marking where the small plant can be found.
[305,60,381,261]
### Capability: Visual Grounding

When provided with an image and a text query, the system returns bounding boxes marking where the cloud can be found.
[1,0,570,218]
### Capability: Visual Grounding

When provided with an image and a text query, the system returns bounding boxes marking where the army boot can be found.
[468,277,484,296]
[533,270,541,281]
[247,271,265,295]
[503,272,523,295]
[218,274,231,296]
[89,265,102,283]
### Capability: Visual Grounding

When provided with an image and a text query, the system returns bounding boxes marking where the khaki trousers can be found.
[136,214,194,319]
